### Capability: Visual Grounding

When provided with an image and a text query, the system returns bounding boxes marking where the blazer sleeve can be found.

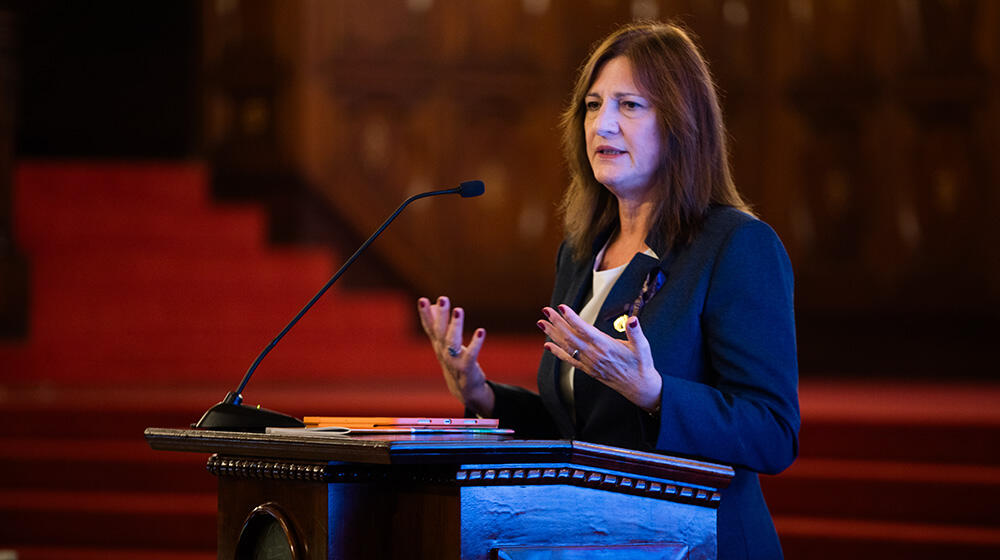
[655,219,800,475]
[487,381,562,439]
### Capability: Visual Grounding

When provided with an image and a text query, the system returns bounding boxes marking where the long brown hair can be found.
[560,21,751,259]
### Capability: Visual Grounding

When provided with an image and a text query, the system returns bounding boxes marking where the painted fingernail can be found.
[536,321,546,331]
[558,305,569,314]
[453,309,461,319]
[542,308,551,319]
[476,329,485,339]
[437,297,446,306]
[418,299,427,309]
[629,317,638,328]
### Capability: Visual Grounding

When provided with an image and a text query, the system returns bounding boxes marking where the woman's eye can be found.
[622,100,640,110]
[585,100,601,111]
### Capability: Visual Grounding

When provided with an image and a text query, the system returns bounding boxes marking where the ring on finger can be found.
[447,346,461,357]
[571,348,580,360]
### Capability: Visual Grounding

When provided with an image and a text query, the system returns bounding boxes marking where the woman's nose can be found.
[595,105,620,136]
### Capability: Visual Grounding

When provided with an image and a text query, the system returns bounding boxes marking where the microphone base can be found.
[192,400,305,432]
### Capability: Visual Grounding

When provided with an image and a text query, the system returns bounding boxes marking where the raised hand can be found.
[538,304,661,413]
[416,296,495,416]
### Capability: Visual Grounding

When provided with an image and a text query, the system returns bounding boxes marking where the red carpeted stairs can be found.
[0,160,539,559]
[0,161,997,558]
[763,381,1000,558]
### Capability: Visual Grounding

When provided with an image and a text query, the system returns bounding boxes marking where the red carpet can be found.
[1,161,997,558]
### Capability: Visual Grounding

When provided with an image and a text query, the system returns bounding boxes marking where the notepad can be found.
[303,416,500,429]
[266,425,513,436]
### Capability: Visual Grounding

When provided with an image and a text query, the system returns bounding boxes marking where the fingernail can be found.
[453,309,461,319]
[437,297,446,306]
[476,329,485,339]
[536,321,546,331]
[629,317,638,328]
[558,305,569,314]
[418,299,427,309]
[542,308,551,319]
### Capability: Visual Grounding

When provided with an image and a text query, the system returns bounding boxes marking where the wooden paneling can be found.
[200,1,999,349]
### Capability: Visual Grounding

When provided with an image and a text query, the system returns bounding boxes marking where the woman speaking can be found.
[417,21,799,560]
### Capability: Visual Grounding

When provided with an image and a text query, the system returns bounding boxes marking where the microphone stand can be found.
[193,182,484,431]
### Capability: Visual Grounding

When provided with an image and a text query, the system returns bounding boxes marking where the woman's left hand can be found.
[538,304,662,413]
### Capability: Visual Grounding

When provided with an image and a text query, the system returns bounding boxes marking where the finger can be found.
[537,317,583,360]
[541,307,578,339]
[416,298,435,335]
[465,328,487,361]
[543,306,596,353]
[544,307,592,348]
[556,304,597,336]
[624,315,650,354]
[544,341,584,369]
[429,296,451,339]
[542,306,570,330]
[444,306,466,356]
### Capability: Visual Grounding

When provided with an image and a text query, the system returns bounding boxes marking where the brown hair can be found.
[559,21,752,259]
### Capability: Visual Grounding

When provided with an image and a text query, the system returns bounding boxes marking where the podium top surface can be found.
[145,427,733,489]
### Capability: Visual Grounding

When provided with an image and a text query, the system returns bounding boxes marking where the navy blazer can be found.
[490,206,800,560]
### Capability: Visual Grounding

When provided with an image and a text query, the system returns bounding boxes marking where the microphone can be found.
[458,180,484,198]
[193,180,485,431]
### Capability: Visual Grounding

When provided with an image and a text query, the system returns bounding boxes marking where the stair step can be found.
[31,250,337,290]
[775,516,1000,559]
[762,458,1000,526]
[0,342,439,382]
[0,381,470,439]
[0,334,542,383]
[30,289,413,339]
[799,420,1000,466]
[4,546,214,560]
[799,380,1000,426]
[18,204,266,252]
[797,381,1000,465]
[0,438,215,493]
[0,490,215,550]
[15,161,209,209]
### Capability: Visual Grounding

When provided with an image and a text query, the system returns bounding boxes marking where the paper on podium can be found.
[265,416,512,436]
[303,416,500,428]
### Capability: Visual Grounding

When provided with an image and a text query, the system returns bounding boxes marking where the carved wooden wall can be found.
[200,0,999,369]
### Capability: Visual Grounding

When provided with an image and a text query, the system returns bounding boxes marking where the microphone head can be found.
[458,180,485,198]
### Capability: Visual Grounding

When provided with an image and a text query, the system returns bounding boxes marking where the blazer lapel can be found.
[594,252,661,337]
[541,229,677,438]
[537,243,597,438]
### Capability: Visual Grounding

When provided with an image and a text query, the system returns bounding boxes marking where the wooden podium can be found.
[145,428,733,560]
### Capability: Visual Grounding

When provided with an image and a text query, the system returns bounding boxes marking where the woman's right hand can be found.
[417,296,495,416]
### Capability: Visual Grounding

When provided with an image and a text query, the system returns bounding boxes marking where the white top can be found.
[558,243,658,417]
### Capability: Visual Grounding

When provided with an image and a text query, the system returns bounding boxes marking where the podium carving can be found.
[146,428,733,559]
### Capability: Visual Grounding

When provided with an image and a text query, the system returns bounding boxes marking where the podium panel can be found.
[146,428,733,560]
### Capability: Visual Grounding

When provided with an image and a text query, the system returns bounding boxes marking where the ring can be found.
[571,349,580,360]
[447,346,461,357]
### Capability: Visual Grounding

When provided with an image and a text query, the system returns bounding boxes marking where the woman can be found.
[417,21,798,560]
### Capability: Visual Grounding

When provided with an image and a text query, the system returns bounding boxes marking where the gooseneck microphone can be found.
[193,180,485,431]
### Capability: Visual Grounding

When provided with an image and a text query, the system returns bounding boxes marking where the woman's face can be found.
[584,56,662,205]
